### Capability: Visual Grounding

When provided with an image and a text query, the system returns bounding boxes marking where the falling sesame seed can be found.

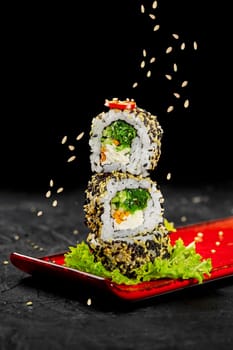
[57,187,64,193]
[181,80,188,88]
[167,106,174,113]
[45,190,51,198]
[146,70,152,78]
[37,210,43,217]
[173,92,180,98]
[150,57,156,63]
[140,60,146,69]
[166,172,171,180]
[61,135,67,144]
[76,132,84,141]
[49,179,54,187]
[143,49,147,57]
[173,63,178,72]
[153,24,160,32]
[193,41,198,50]
[26,301,33,306]
[132,82,138,88]
[166,46,173,54]
[152,1,158,9]
[149,14,156,20]
[87,298,92,306]
[67,155,76,163]
[172,33,179,39]
[68,145,75,151]
[184,99,190,108]
[180,42,186,50]
[165,74,172,80]
[140,4,145,13]
[52,200,58,207]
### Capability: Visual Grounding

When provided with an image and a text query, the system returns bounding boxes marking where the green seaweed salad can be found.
[64,223,212,285]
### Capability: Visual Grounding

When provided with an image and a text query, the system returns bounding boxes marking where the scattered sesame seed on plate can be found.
[26,301,33,306]
[150,57,156,63]
[142,49,147,57]
[49,179,54,187]
[87,298,92,306]
[132,82,138,88]
[193,41,198,50]
[3,260,9,265]
[68,145,75,151]
[37,210,43,217]
[173,92,180,98]
[180,42,186,50]
[140,4,145,14]
[146,70,152,78]
[166,172,171,180]
[52,200,58,207]
[173,63,178,72]
[149,14,156,20]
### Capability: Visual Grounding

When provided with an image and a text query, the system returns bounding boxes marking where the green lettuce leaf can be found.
[64,239,212,285]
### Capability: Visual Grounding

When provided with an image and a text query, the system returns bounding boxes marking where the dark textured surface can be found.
[1,181,233,350]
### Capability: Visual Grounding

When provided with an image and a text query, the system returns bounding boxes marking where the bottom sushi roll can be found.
[84,171,171,277]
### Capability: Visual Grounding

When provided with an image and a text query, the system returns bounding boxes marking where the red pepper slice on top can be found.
[105,99,136,110]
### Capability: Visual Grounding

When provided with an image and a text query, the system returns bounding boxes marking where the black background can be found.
[2,1,232,191]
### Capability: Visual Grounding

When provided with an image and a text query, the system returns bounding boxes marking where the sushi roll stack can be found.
[84,99,171,278]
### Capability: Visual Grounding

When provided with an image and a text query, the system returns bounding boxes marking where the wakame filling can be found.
[111,188,151,229]
[100,120,137,164]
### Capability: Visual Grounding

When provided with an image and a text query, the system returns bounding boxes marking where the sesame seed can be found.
[61,135,67,144]
[132,82,138,88]
[193,41,198,50]
[211,249,216,254]
[149,14,156,20]
[218,230,224,237]
[45,190,51,198]
[26,301,33,306]
[3,260,9,265]
[49,179,54,187]
[184,99,190,108]
[181,80,188,88]
[67,155,76,163]
[166,172,171,180]
[150,57,156,63]
[215,241,221,246]
[37,210,43,217]
[173,92,180,98]
[57,187,64,194]
[197,232,204,237]
[140,60,146,69]
[143,49,147,57]
[172,33,179,39]
[180,216,187,222]
[52,200,58,207]
[180,42,186,50]
[165,74,172,80]
[173,63,178,72]
[87,298,92,306]
[73,229,79,235]
[166,46,173,54]
[167,106,174,113]
[14,234,20,240]
[146,70,152,78]
[140,4,145,14]
[152,1,158,9]
[68,145,75,151]
[76,132,84,141]
[153,24,160,32]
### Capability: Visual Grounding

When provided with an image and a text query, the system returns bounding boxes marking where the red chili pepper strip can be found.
[105,99,136,110]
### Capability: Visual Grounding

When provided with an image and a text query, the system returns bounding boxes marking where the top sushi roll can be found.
[89,98,163,177]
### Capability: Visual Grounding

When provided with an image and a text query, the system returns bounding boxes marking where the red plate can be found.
[10,216,233,302]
